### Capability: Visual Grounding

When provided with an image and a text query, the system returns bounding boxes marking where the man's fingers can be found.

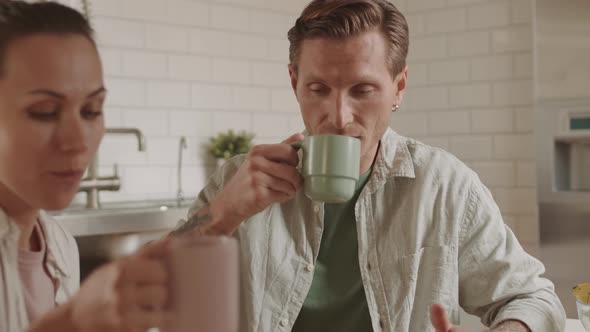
[249,144,299,167]
[269,188,293,204]
[252,172,298,197]
[430,304,452,332]
[252,156,302,192]
[281,132,305,145]
[246,133,304,167]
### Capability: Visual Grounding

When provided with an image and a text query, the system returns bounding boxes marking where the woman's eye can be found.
[81,109,103,120]
[28,112,58,121]
[28,106,60,121]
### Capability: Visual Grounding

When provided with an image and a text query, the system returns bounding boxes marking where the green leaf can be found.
[208,130,255,159]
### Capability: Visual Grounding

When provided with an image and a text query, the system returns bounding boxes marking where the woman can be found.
[0,2,169,331]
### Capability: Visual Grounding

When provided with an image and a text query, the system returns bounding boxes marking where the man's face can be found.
[0,34,105,211]
[290,29,408,173]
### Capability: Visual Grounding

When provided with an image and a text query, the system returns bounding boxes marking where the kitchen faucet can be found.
[78,127,146,209]
[177,136,188,207]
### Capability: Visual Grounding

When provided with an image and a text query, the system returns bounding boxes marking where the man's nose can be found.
[329,95,354,129]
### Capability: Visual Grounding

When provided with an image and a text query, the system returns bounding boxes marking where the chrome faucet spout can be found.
[177,136,188,207]
[105,127,146,151]
[79,127,147,209]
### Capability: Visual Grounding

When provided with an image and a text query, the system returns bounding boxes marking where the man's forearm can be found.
[491,320,530,332]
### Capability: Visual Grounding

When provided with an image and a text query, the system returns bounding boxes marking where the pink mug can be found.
[163,236,239,332]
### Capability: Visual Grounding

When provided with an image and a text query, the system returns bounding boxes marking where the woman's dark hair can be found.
[0,0,94,76]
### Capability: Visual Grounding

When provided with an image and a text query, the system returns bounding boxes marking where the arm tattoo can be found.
[170,205,213,236]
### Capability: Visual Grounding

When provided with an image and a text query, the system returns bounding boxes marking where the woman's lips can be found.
[51,170,85,182]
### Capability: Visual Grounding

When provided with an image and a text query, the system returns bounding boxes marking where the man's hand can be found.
[430,304,530,332]
[205,133,304,235]
[431,304,469,332]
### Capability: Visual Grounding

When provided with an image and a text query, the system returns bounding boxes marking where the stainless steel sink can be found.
[51,202,191,280]
[53,205,187,237]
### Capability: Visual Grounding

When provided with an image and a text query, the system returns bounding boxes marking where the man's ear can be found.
[394,65,408,104]
[288,64,299,101]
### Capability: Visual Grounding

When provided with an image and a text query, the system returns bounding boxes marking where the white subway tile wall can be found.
[67,0,538,245]
[392,0,537,245]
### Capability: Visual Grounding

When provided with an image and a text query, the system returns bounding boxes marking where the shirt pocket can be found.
[396,246,459,331]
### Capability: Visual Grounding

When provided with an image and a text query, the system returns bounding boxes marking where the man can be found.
[174,0,565,331]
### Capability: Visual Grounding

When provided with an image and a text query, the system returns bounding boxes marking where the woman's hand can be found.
[69,239,171,332]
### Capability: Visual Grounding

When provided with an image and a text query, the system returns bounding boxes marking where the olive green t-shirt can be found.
[292,170,373,332]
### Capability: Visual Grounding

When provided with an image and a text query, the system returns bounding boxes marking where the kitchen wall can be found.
[536,0,590,100]
[66,0,310,205]
[390,0,537,247]
[67,0,538,247]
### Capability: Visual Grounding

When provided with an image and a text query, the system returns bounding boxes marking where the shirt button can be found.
[313,205,320,213]
[279,319,289,327]
[305,264,314,272]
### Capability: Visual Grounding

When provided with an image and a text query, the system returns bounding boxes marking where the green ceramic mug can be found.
[292,135,361,203]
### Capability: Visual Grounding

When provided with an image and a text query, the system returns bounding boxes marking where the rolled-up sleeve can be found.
[172,155,245,235]
[457,177,566,332]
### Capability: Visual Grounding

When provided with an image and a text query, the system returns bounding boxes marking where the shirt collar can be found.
[0,208,20,243]
[38,211,71,278]
[0,208,71,279]
[365,128,416,194]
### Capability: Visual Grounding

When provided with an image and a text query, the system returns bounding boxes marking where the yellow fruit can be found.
[573,283,590,305]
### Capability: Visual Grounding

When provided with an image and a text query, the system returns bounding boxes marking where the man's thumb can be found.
[430,304,452,332]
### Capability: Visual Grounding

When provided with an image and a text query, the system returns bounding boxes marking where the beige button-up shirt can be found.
[0,208,79,331]
[179,128,565,332]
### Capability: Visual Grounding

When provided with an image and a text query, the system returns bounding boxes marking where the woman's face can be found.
[0,34,105,211]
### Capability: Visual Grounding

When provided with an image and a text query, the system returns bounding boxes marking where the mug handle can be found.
[290,141,304,171]
[290,141,303,150]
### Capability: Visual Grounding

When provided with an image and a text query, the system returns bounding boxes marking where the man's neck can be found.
[360,141,380,175]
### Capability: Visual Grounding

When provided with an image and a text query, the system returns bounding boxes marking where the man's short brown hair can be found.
[288,0,409,79]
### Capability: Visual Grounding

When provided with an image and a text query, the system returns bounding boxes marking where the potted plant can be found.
[208,130,255,167]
